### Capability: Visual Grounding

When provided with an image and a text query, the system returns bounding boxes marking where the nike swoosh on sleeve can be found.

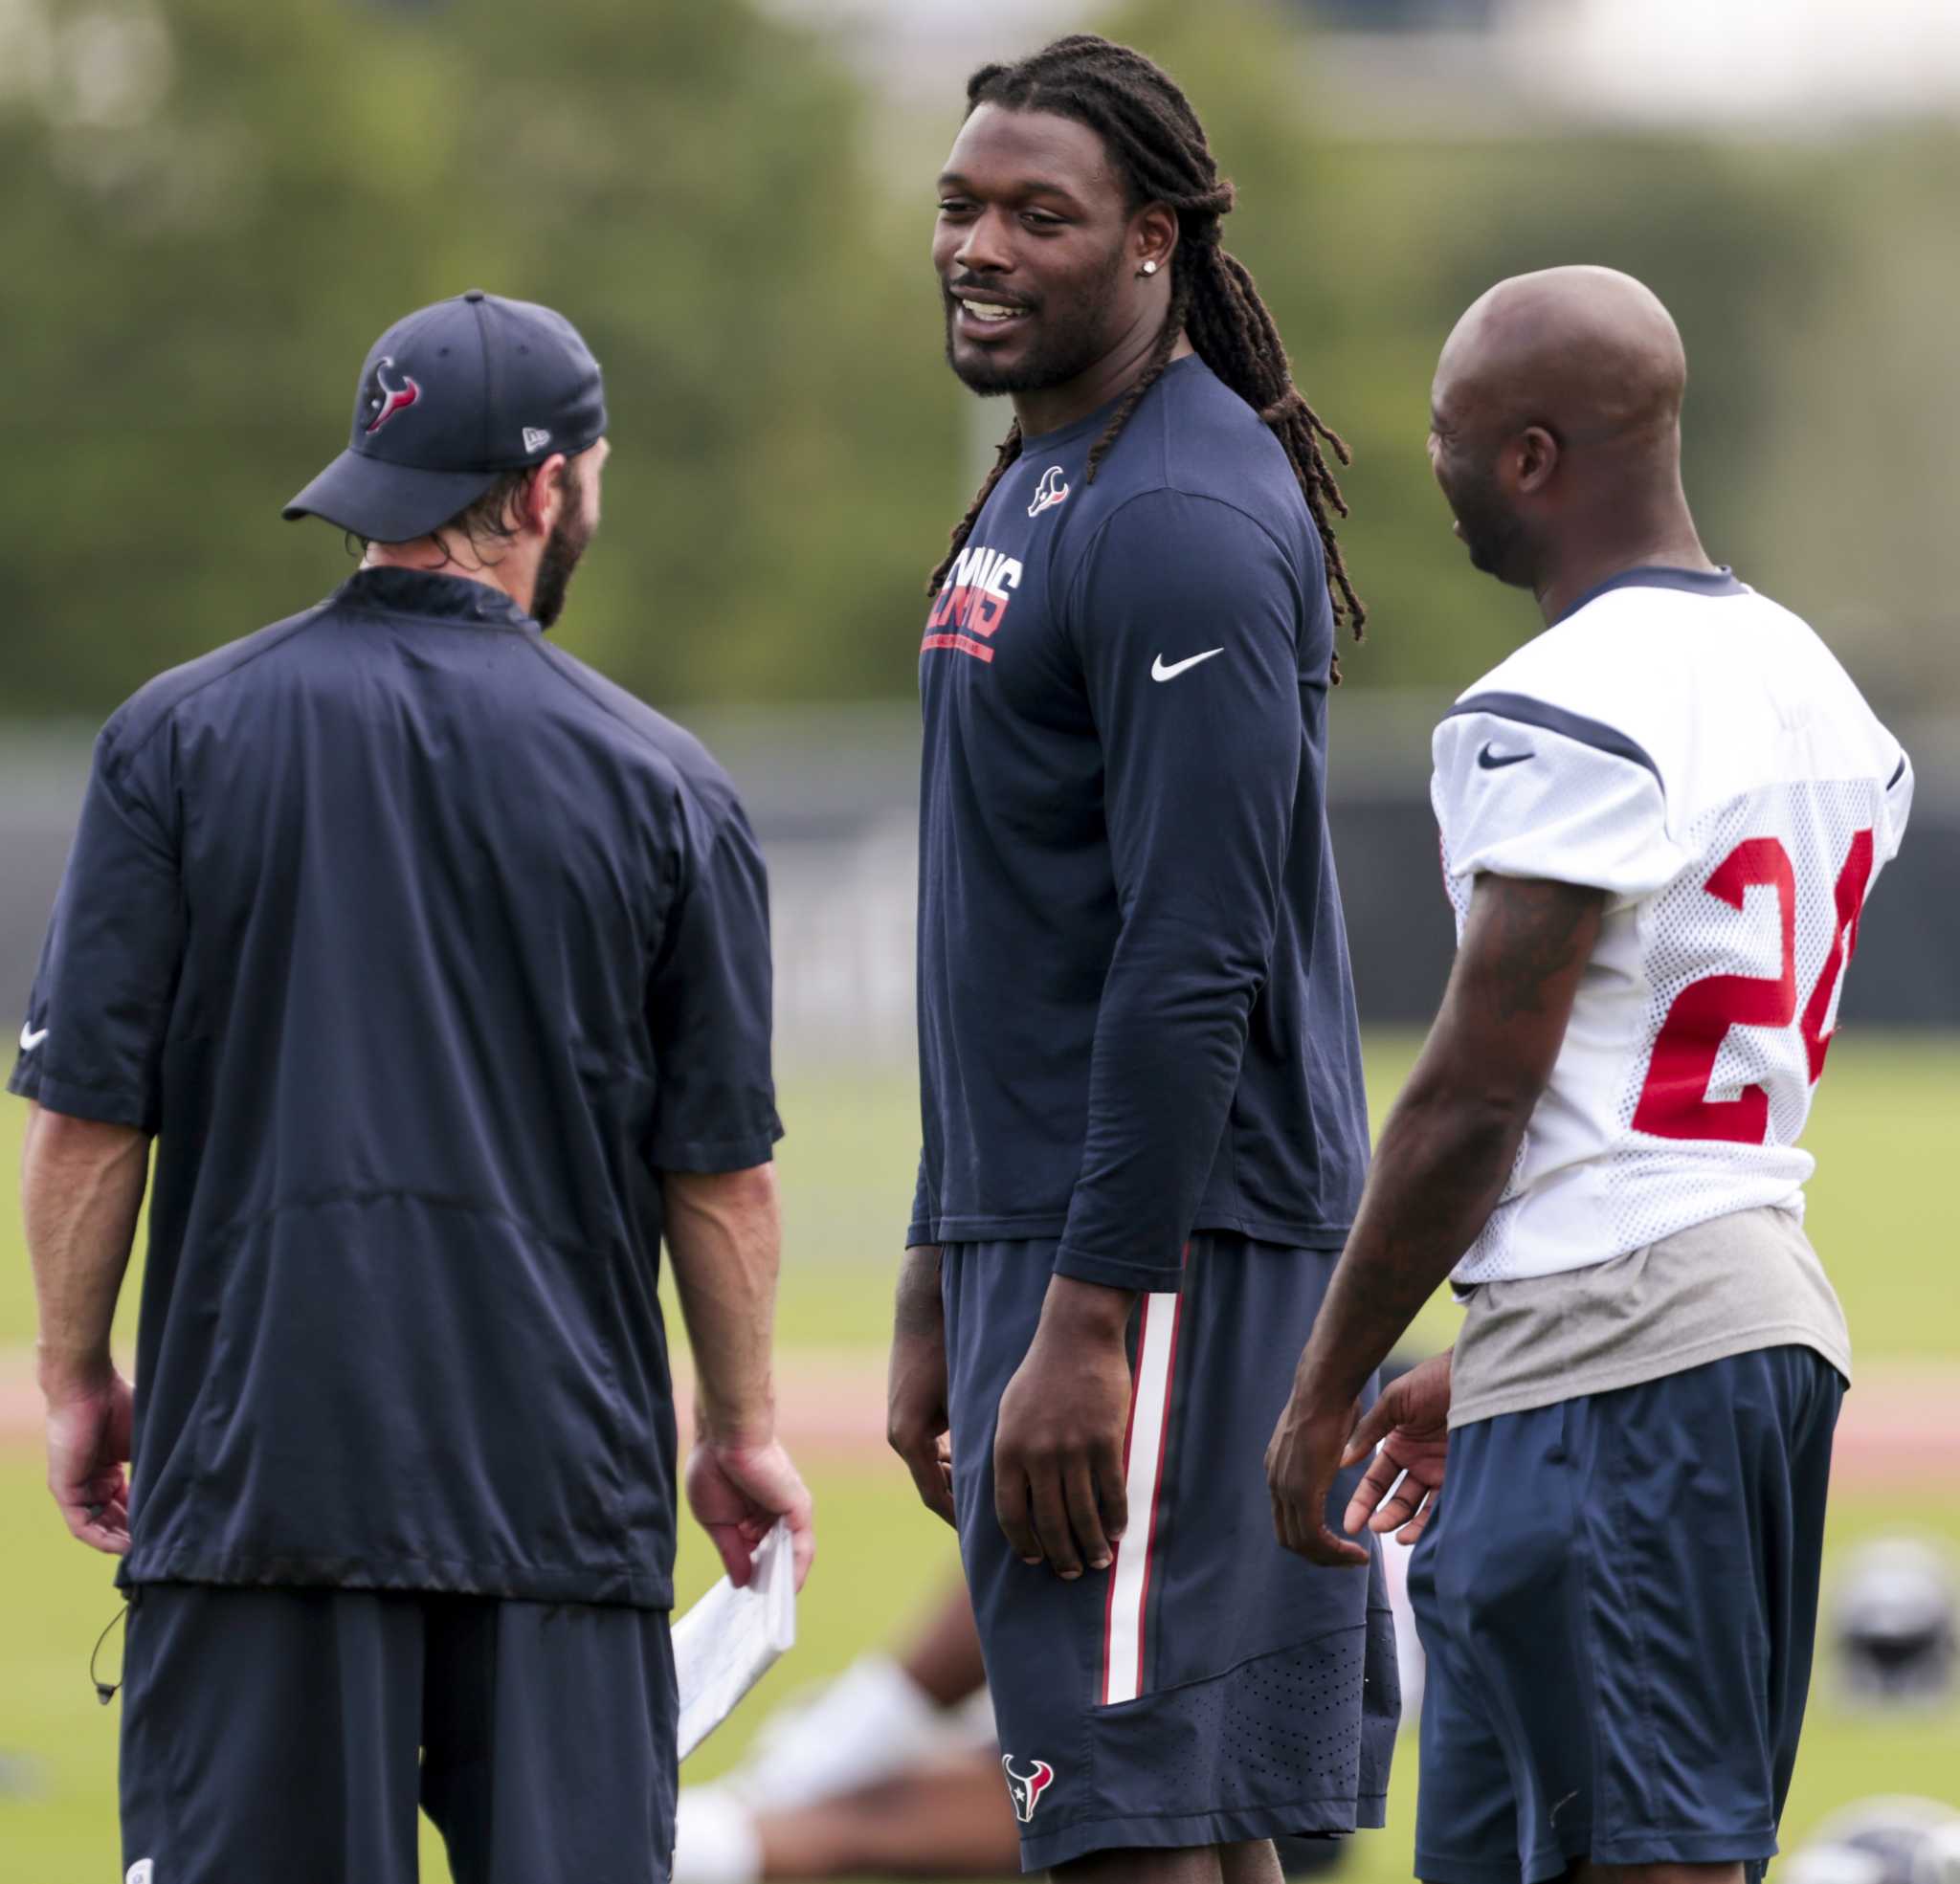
[1151,648,1225,682]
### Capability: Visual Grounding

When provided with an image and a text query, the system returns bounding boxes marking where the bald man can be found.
[1265,267,1914,1884]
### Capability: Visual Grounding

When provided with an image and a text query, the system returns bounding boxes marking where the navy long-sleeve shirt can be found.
[911,356,1370,1292]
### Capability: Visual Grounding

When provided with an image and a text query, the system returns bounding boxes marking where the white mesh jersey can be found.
[1431,568,1913,1285]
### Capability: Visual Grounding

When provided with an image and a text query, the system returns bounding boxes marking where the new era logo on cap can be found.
[523,427,552,454]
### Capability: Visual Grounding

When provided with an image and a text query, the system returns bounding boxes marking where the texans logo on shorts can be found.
[363,356,421,434]
[1027,465,1070,519]
[1001,1754,1056,1823]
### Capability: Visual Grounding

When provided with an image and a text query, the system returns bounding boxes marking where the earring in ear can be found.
[1138,259,1159,277]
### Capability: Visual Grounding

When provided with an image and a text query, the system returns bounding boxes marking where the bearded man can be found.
[13,291,813,1884]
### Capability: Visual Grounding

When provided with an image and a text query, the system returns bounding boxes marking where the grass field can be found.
[2,1032,1957,1879]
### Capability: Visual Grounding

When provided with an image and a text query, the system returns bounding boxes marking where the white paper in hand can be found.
[673,1519,797,1762]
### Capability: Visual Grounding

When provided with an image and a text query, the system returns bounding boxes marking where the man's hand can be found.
[1265,1378,1369,1568]
[993,1275,1134,1580]
[23,1103,147,1557]
[1341,1351,1451,1546]
[44,1365,134,1555]
[663,1163,812,1587]
[887,1244,956,1527]
[686,1437,814,1592]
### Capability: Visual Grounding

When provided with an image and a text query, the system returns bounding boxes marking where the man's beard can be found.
[943,246,1127,397]
[1445,461,1530,586]
[531,476,593,630]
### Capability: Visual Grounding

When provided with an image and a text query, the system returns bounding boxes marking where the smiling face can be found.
[933,103,1153,399]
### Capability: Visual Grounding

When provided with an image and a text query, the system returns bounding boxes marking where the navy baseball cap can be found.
[284,290,607,543]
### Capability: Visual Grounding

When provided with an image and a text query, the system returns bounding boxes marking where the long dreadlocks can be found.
[927,34,1365,674]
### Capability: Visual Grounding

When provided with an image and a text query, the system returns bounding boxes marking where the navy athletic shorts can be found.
[943,1231,1399,1872]
[1409,1343,1843,1884]
[119,1584,678,1884]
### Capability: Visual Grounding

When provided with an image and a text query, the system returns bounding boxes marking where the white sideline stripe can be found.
[1102,1291,1179,1706]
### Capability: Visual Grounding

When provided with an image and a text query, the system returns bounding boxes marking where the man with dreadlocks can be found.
[886,35,1396,1883]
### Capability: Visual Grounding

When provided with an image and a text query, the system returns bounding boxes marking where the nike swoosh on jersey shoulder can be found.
[1445,690,1662,785]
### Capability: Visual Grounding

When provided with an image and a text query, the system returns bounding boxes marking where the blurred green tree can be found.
[1101,0,1815,695]
[0,0,961,717]
[1746,128,1960,710]
[2,0,1952,718]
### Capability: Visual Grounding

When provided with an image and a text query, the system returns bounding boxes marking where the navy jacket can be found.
[912,357,1370,1292]
[11,567,780,1607]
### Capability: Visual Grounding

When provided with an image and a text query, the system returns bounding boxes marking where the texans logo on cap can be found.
[364,357,421,434]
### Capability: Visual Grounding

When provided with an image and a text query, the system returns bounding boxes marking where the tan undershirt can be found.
[1448,1204,1851,1430]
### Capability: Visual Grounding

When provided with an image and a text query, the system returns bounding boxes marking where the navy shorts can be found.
[120,1584,678,1884]
[1409,1344,1843,1884]
[943,1232,1399,1872]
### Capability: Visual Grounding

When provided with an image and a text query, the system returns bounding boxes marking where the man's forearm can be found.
[893,1241,944,1339]
[663,1163,783,1445]
[1292,875,1605,1414]
[21,1103,149,1397]
[1291,1081,1528,1414]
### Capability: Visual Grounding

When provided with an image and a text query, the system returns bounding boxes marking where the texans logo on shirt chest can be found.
[923,543,1023,664]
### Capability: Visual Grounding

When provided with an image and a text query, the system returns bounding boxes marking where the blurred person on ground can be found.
[11,290,813,1884]
[887,35,1396,1884]
[1267,266,1914,1884]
